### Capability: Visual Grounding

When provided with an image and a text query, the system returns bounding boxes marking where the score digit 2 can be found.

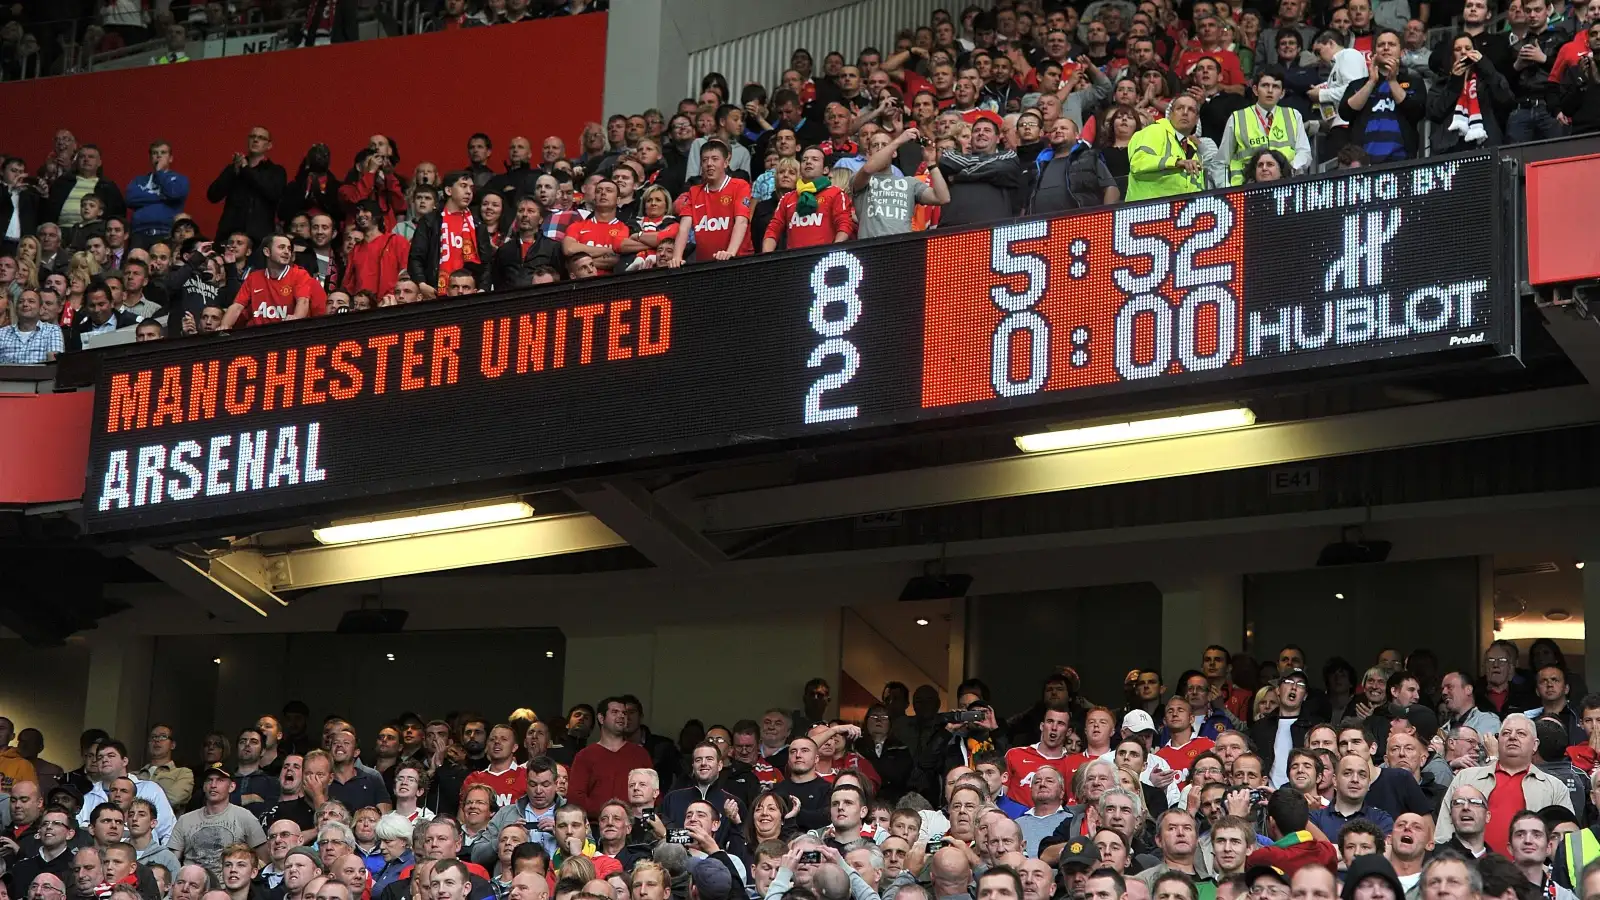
[803,251,865,425]
[921,195,1249,409]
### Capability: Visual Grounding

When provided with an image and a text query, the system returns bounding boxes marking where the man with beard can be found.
[341,202,407,298]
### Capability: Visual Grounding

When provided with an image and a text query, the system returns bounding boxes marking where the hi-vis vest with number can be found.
[1564,829,1600,887]
[1227,105,1303,185]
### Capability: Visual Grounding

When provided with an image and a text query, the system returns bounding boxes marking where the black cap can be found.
[1058,839,1098,869]
[1280,668,1309,685]
[1247,865,1291,888]
[1389,703,1438,736]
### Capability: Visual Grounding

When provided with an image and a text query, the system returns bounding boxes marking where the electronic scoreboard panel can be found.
[83,154,1511,535]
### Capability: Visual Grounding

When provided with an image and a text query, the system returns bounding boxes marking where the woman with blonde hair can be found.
[13,235,42,293]
[62,251,99,325]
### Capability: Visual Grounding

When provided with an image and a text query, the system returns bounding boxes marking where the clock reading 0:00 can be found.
[984,196,1242,397]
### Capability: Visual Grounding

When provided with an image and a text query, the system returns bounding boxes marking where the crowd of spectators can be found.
[0,0,1597,362]
[3,639,1600,900]
[0,0,607,80]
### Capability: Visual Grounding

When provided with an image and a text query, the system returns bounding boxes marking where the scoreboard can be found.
[82,154,1512,536]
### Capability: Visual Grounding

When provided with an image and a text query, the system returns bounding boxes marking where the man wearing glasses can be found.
[5,812,75,897]
[140,725,194,811]
[24,873,67,900]
[1476,643,1537,717]
[1436,787,1492,859]
[205,127,287,245]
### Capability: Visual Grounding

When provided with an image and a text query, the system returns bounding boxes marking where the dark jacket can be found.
[482,164,542,212]
[74,308,140,338]
[1199,90,1252,145]
[279,168,343,226]
[938,149,1025,228]
[1473,676,1537,716]
[1426,58,1515,153]
[1337,70,1428,160]
[662,785,745,846]
[162,259,241,334]
[408,209,495,291]
[1560,59,1600,134]
[0,184,42,244]
[423,762,468,820]
[1489,28,1567,102]
[5,847,72,898]
[1247,711,1326,774]
[852,735,917,803]
[46,173,125,223]
[207,159,289,243]
[1028,141,1116,214]
[489,233,563,289]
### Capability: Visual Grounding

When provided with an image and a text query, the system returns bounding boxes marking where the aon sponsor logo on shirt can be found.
[256,304,292,320]
[789,212,824,228]
[695,216,732,232]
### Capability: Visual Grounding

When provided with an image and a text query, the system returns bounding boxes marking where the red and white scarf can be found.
[1449,72,1486,145]
[437,209,479,292]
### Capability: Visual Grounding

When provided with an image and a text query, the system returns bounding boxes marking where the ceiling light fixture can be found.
[314,500,534,545]
[915,618,930,626]
[1014,407,1256,454]
[1578,561,1588,569]
[1334,592,1345,600]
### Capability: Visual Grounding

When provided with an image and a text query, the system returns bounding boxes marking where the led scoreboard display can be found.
[84,155,1512,535]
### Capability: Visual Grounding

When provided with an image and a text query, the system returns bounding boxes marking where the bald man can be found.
[331,855,369,897]
[27,874,67,900]
[931,847,975,898]
[509,871,550,900]
[1290,865,1337,900]
[1018,859,1055,900]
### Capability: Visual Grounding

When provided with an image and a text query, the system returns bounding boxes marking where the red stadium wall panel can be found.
[0,391,92,504]
[0,15,607,237]
[1525,152,1600,286]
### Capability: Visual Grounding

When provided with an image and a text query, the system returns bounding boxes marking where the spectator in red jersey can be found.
[1175,18,1248,88]
[563,179,642,275]
[339,140,407,233]
[762,147,853,251]
[342,201,408,299]
[667,140,753,267]
[220,233,319,329]
[1004,708,1073,808]
[408,172,492,295]
[461,726,525,809]
[567,698,652,819]
[492,197,564,288]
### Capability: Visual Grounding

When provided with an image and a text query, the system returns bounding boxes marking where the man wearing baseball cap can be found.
[1056,839,1100,898]
[1245,864,1290,898]
[1247,670,1326,788]
[169,768,268,880]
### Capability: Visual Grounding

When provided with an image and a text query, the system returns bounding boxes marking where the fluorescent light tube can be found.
[313,501,534,545]
[1015,407,1257,453]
